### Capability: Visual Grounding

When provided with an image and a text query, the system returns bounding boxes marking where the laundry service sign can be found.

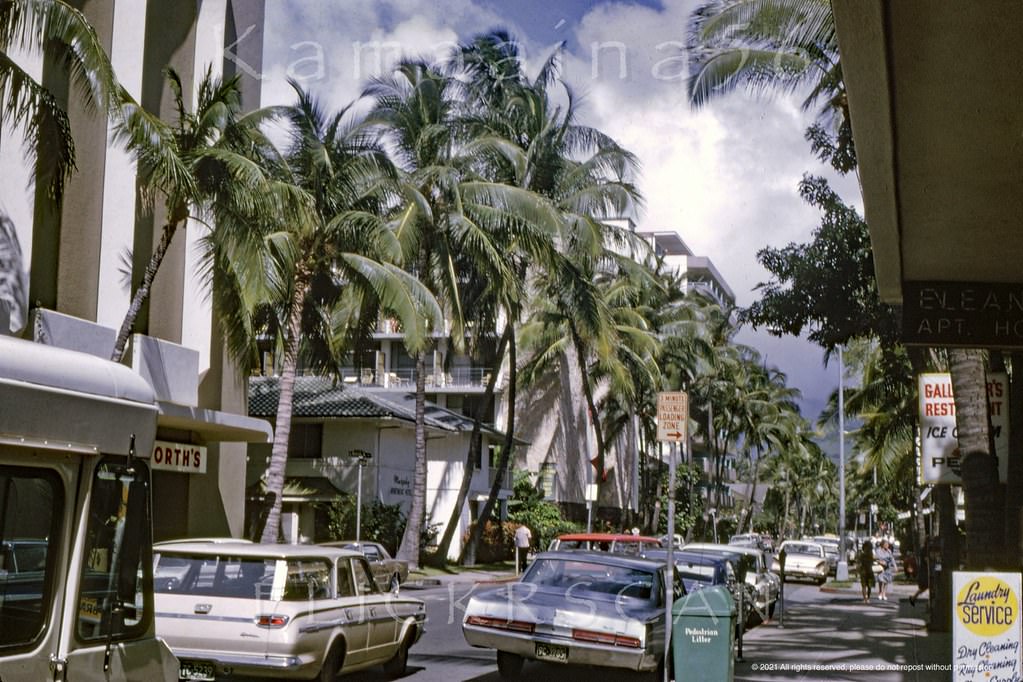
[954,571,1022,681]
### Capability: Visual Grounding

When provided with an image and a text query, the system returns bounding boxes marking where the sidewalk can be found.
[735,581,951,681]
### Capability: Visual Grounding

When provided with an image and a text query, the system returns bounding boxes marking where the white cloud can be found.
[259,0,860,422]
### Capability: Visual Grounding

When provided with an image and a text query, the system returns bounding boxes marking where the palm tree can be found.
[109,67,288,362]
[208,83,442,543]
[687,0,845,127]
[0,0,122,199]
[365,59,558,568]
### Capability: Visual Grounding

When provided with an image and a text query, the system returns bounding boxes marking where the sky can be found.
[254,0,860,426]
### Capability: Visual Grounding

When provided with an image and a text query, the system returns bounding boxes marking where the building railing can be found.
[334,367,494,390]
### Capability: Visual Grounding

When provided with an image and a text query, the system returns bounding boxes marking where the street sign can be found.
[656,392,688,442]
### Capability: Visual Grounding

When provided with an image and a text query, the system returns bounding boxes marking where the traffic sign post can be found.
[657,392,687,682]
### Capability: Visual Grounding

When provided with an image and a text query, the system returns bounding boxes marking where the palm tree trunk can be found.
[463,331,517,566]
[949,348,1003,568]
[570,324,606,513]
[431,325,511,566]
[741,447,761,533]
[259,268,310,543]
[396,351,428,569]
[111,219,181,362]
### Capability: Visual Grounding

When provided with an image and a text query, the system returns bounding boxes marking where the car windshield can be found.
[522,558,657,601]
[785,544,820,556]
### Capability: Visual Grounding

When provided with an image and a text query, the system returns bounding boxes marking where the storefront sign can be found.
[953,571,1022,681]
[151,440,207,474]
[905,281,1023,348]
[919,373,1008,484]
[378,465,413,511]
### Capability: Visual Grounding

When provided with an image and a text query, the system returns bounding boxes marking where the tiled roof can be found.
[248,376,523,442]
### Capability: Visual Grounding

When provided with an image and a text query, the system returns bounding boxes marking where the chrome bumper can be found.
[462,625,657,671]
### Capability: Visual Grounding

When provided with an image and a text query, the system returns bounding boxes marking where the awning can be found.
[247,477,345,503]
[158,401,273,443]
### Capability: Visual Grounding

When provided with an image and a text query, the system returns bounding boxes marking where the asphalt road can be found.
[335,579,826,682]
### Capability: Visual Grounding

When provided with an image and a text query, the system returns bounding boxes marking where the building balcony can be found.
[334,367,494,392]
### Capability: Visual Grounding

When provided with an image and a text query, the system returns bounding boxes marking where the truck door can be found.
[0,458,70,682]
[59,457,177,681]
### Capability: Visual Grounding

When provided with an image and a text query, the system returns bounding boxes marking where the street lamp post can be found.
[348,450,372,541]
[836,346,850,581]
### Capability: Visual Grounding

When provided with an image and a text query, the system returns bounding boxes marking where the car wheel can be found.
[496,651,524,679]
[389,573,401,593]
[318,640,345,682]
[383,630,412,677]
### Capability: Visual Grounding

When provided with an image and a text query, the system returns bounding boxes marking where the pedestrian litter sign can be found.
[657,392,688,443]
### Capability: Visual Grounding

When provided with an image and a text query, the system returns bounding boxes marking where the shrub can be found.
[462,520,516,563]
[325,495,406,556]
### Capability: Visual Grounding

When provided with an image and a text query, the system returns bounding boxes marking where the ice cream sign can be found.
[954,571,1022,681]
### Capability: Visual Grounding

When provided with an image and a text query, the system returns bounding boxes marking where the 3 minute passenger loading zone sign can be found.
[657,392,688,443]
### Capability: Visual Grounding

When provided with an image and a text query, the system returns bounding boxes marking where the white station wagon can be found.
[154,542,426,681]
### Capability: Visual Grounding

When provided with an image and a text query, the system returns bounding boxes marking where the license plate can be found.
[535,642,569,663]
[178,660,215,681]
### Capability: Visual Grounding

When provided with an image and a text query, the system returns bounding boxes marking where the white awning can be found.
[157,402,273,443]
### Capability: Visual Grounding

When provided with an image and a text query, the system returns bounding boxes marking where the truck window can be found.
[77,459,151,642]
[0,467,63,651]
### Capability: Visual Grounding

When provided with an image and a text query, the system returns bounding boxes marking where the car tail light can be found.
[572,629,642,648]
[255,614,289,628]
[465,616,535,634]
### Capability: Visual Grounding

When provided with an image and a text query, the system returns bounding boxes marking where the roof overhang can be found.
[833,1,1023,310]
[158,402,273,443]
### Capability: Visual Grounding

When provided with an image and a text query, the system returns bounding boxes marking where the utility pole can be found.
[836,346,850,581]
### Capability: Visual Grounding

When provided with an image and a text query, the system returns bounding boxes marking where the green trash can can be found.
[671,585,736,681]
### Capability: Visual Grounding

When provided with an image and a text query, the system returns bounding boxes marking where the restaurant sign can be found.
[904,281,1023,348]
[919,373,1008,484]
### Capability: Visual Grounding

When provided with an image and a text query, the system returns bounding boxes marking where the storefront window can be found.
[77,458,151,641]
[0,467,63,650]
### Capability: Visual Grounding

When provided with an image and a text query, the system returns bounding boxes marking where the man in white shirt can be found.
[514,524,532,573]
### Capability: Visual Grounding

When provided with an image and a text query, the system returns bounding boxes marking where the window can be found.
[283,560,331,601]
[77,458,151,642]
[351,558,377,595]
[288,423,323,459]
[0,467,63,651]
[539,462,557,501]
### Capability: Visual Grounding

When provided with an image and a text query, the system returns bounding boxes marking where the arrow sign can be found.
[656,392,688,443]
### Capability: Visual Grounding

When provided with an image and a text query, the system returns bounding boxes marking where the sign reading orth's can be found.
[151,440,207,474]
[953,571,1022,681]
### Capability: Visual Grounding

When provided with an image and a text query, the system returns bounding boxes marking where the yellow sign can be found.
[956,575,1018,637]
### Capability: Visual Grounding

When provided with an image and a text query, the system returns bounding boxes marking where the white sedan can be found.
[154,542,425,681]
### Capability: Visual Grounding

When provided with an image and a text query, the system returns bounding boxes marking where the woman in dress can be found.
[875,539,895,601]
[858,539,875,603]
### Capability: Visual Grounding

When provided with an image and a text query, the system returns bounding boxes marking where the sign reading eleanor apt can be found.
[151,440,207,474]
[918,373,1008,484]
[656,392,688,443]
[953,571,1022,682]
[904,281,1023,348]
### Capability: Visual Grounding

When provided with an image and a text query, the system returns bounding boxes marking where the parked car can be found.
[642,548,759,627]
[547,533,663,556]
[810,536,841,575]
[320,540,408,592]
[683,542,780,619]
[772,541,829,584]
[154,541,426,681]
[462,550,682,678]
[728,533,765,551]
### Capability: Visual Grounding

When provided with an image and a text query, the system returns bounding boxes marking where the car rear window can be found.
[523,558,657,600]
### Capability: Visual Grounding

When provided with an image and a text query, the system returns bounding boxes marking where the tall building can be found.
[1,1,271,540]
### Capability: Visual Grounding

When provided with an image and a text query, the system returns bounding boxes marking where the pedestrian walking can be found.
[909,537,930,607]
[858,539,875,603]
[514,524,532,574]
[875,539,895,601]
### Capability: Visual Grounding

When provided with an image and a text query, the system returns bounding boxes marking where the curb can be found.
[402,578,443,590]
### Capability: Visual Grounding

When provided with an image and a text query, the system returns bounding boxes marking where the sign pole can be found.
[665,439,676,682]
[656,391,687,682]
